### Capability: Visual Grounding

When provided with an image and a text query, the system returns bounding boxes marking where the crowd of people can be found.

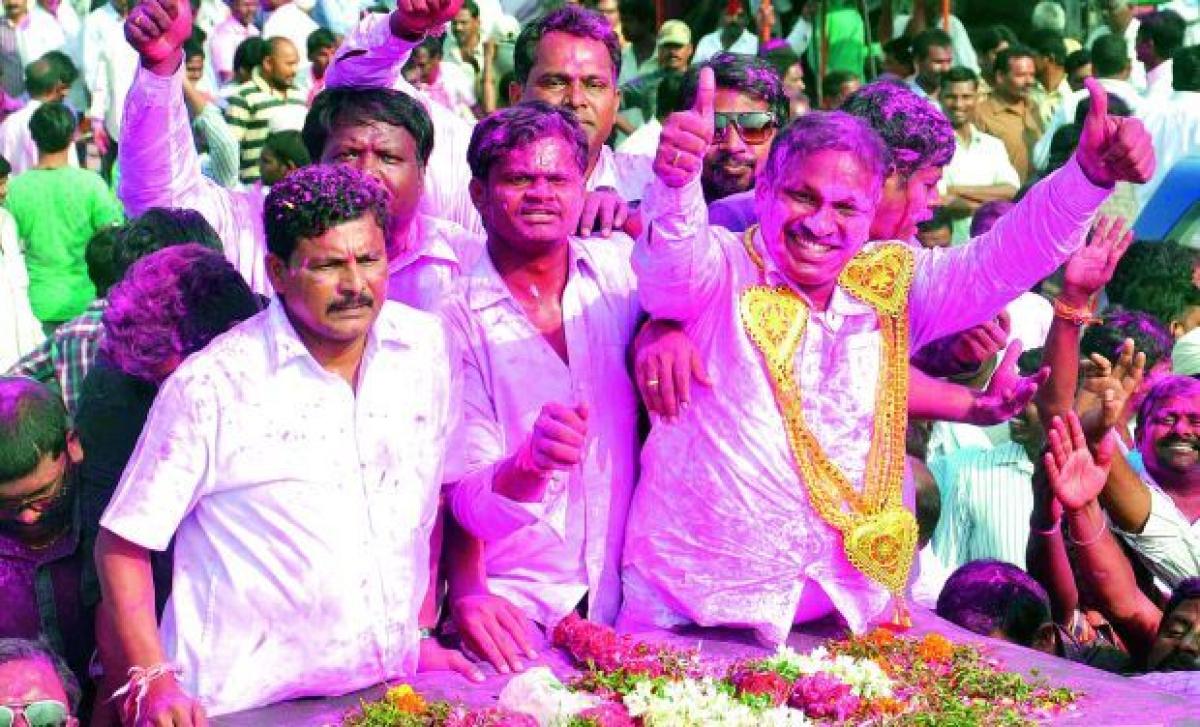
[0,0,1198,724]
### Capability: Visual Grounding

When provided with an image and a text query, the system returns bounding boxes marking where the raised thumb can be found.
[1081,76,1109,138]
[693,66,715,119]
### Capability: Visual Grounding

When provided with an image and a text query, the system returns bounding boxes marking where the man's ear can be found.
[265,252,289,294]
[469,177,486,215]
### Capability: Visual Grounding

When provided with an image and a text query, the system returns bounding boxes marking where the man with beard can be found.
[907,28,953,103]
[1042,413,1200,689]
[974,44,1044,183]
[679,52,788,205]
[0,377,92,685]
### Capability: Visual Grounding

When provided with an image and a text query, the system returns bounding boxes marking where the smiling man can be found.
[95,165,477,723]
[619,68,1153,642]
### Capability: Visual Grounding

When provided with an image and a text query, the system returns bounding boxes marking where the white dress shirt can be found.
[208,15,259,82]
[941,125,1020,243]
[1137,91,1200,210]
[0,206,42,369]
[1115,480,1200,591]
[83,3,137,137]
[326,14,657,229]
[262,2,317,93]
[616,118,662,158]
[1087,18,1146,91]
[443,235,641,627]
[118,64,484,305]
[619,158,1109,643]
[0,99,80,174]
[692,28,758,66]
[1145,58,1175,103]
[100,298,457,716]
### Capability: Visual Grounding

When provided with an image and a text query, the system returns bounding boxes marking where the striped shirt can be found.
[929,441,1036,571]
[6,299,106,418]
[224,70,307,183]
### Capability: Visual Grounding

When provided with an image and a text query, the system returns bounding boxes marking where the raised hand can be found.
[654,66,714,188]
[1078,338,1146,435]
[967,340,1049,425]
[124,0,193,76]
[1062,215,1134,305]
[391,0,464,40]
[1075,77,1155,187]
[1044,411,1118,513]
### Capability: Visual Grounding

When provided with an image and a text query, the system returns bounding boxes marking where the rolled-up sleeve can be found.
[632,177,727,323]
[324,13,417,90]
[909,157,1110,348]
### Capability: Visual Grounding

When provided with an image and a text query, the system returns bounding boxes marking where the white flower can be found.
[496,666,599,726]
[623,678,811,726]
[760,645,894,699]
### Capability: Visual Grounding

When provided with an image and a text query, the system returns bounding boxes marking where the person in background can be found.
[936,559,1059,654]
[1137,9,1187,101]
[0,0,69,99]
[1088,0,1146,91]
[881,35,914,80]
[258,128,309,186]
[973,44,1042,183]
[614,0,654,86]
[970,24,1016,97]
[6,102,123,331]
[182,38,217,104]
[693,0,758,65]
[82,0,136,184]
[1137,44,1200,211]
[305,26,337,104]
[761,42,809,118]
[619,19,693,139]
[225,36,306,184]
[0,53,77,175]
[1030,0,1080,53]
[1066,48,1093,92]
[908,28,953,103]
[615,69,682,158]
[819,68,859,109]
[1108,241,1200,341]
[208,0,258,85]
[915,206,953,249]
[937,66,1019,244]
[0,154,41,370]
[1029,29,1071,128]
[228,33,266,88]
[260,0,317,93]
[0,378,93,685]
[0,638,81,727]
[405,33,478,122]
[890,0,978,72]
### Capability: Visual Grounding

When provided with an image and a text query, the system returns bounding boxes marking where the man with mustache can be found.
[439,101,641,675]
[95,165,479,724]
[619,66,1153,642]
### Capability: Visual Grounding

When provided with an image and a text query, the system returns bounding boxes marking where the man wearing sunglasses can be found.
[0,638,79,727]
[677,52,789,205]
[0,378,92,694]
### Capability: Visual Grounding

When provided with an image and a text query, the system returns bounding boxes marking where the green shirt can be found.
[5,167,123,323]
[808,4,868,78]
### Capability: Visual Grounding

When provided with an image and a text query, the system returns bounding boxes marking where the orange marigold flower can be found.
[872,697,907,715]
[917,633,955,662]
[864,628,896,647]
[385,685,427,713]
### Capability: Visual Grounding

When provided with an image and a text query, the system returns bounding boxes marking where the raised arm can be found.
[119,0,270,293]
[632,67,728,323]
[909,79,1153,348]
[324,1,459,90]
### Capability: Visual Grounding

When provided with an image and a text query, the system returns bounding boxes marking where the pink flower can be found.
[789,673,862,721]
[574,702,636,727]
[732,671,791,707]
[446,707,539,727]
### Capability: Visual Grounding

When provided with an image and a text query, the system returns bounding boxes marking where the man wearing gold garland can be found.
[617,68,1155,644]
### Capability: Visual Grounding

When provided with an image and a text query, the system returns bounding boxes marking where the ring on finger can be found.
[671,150,681,166]
[646,378,661,388]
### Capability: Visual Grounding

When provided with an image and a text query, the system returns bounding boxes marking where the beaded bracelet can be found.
[1053,296,1101,327]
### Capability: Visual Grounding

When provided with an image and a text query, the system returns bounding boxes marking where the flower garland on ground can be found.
[344,615,1080,726]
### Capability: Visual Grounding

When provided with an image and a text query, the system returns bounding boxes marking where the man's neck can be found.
[993,88,1024,108]
[35,149,69,169]
[584,146,603,182]
[1040,66,1065,93]
[954,121,974,144]
[1158,470,1200,522]
[488,237,570,303]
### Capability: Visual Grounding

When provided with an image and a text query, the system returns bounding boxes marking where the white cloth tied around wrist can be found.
[110,662,184,724]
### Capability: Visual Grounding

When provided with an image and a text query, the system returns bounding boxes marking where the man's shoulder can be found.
[167,308,272,388]
[374,301,450,352]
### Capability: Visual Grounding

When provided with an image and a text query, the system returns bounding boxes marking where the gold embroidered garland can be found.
[738,226,918,608]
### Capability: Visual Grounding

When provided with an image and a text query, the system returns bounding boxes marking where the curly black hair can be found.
[264,164,391,262]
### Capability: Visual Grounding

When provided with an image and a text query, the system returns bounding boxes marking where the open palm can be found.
[1044,411,1117,512]
[1063,216,1133,299]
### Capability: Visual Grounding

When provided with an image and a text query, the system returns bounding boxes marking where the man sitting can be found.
[619,69,1152,643]
[94,165,476,721]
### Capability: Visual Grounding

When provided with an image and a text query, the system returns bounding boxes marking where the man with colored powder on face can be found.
[94,164,479,724]
[327,1,652,238]
[618,66,1153,642]
[118,0,485,311]
[438,101,642,675]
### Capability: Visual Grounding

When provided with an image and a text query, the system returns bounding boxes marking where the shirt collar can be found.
[994,441,1035,471]
[464,239,596,312]
[755,227,874,317]
[388,215,461,273]
[586,145,617,190]
[264,296,409,372]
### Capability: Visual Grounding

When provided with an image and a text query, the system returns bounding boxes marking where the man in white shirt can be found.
[693,5,757,66]
[893,0,980,72]
[118,0,483,305]
[327,3,655,235]
[0,54,78,173]
[95,163,479,722]
[0,0,67,97]
[1088,0,1147,90]
[619,69,1152,642]
[261,0,315,93]
[82,0,134,180]
[1137,46,1200,207]
[442,102,641,670]
[207,0,258,85]
[1136,9,1187,102]
[937,67,1019,243]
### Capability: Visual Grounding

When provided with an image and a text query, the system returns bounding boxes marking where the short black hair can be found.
[918,205,954,233]
[994,44,1037,75]
[85,225,122,297]
[654,70,684,121]
[936,560,1052,647]
[970,24,1018,57]
[617,0,654,26]
[29,101,75,154]
[882,36,914,72]
[303,86,434,167]
[821,69,860,101]
[0,377,69,483]
[24,56,60,98]
[42,51,78,87]
[513,5,621,84]
[307,27,337,57]
[232,36,268,75]
[262,130,311,170]
[183,37,205,61]
[461,0,479,17]
[1065,48,1092,75]
[1176,45,1200,92]
[1138,9,1186,60]
[417,31,445,58]
[1091,33,1130,77]
[1163,577,1200,622]
[1081,307,1174,372]
[114,208,223,281]
[1028,29,1067,67]
[1108,241,1200,325]
[263,164,391,262]
[939,65,978,91]
[912,28,953,61]
[679,52,790,123]
[0,153,10,178]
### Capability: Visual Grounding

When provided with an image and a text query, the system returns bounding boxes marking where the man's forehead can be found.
[531,31,616,78]
[327,122,413,150]
[0,658,64,703]
[1153,396,1200,415]
[494,137,580,173]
